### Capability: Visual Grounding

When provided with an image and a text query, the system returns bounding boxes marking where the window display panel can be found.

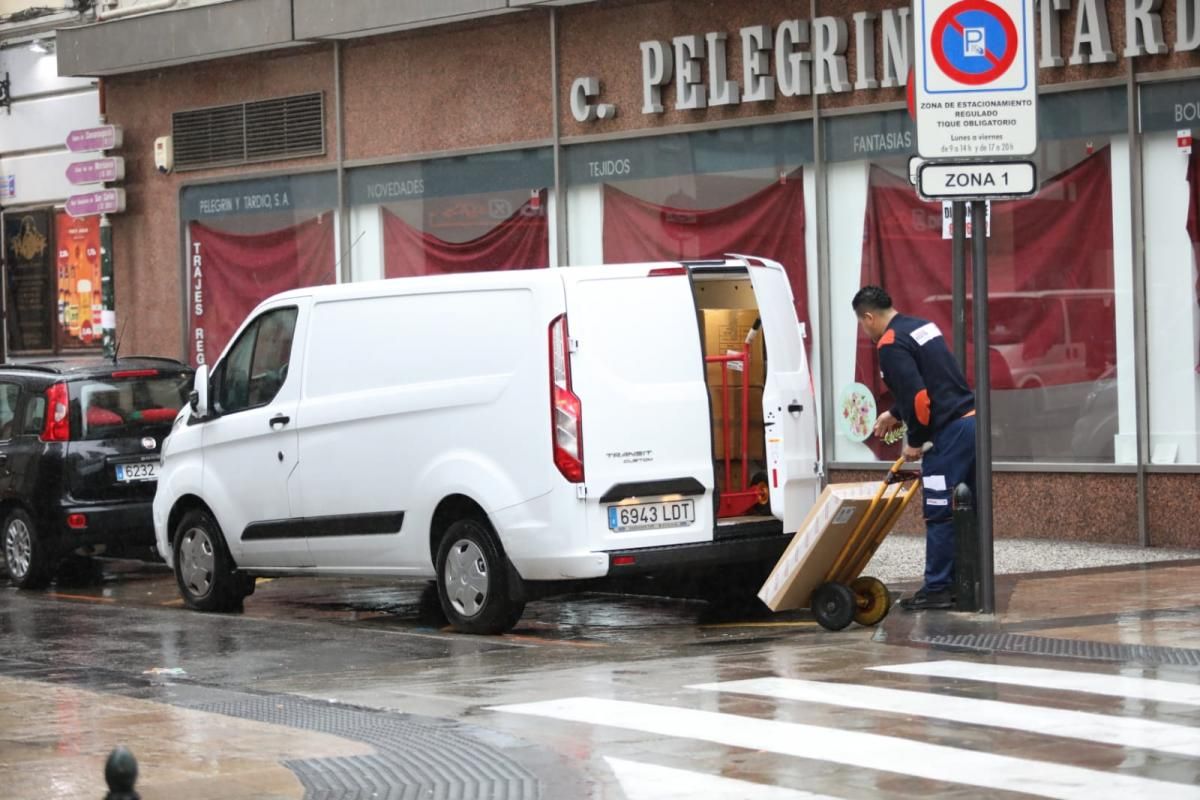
[347,149,553,282]
[1140,78,1200,465]
[181,172,337,367]
[831,90,1133,464]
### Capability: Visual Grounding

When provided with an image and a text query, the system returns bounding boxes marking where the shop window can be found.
[831,90,1132,464]
[1140,78,1200,465]
[3,210,103,356]
[181,172,337,367]
[347,149,553,283]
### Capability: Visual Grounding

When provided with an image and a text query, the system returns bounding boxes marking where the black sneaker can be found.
[899,588,954,611]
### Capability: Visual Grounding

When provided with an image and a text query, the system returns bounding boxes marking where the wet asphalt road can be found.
[3,559,1200,799]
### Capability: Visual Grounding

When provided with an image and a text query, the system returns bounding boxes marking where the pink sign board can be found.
[65,125,123,153]
[66,157,125,185]
[66,189,126,218]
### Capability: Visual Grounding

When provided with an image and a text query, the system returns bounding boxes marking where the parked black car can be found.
[0,357,193,589]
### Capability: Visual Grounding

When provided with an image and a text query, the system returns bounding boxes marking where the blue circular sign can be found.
[932,1,1019,86]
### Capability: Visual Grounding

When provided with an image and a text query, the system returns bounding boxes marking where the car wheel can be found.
[3,508,52,590]
[173,509,250,613]
[436,518,524,635]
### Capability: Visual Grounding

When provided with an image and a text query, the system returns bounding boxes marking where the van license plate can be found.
[115,462,158,483]
[608,499,695,532]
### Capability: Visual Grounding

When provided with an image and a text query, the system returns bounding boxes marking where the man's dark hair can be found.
[852,285,893,315]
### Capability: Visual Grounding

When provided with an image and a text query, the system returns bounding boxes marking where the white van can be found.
[153,256,820,633]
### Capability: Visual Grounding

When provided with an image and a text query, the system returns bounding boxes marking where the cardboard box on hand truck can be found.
[757,480,906,612]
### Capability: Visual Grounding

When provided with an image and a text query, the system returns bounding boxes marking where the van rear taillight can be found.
[550,314,584,483]
[41,383,70,442]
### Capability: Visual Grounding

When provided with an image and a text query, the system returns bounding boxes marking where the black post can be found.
[951,201,967,370]
[104,746,139,800]
[970,200,995,614]
[953,483,980,611]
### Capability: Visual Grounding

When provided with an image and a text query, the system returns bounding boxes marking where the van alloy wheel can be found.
[4,518,31,580]
[444,538,490,618]
[177,526,216,598]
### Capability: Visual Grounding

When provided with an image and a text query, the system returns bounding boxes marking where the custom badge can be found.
[142,437,156,451]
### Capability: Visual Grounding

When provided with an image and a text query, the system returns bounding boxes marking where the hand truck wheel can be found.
[811,582,856,631]
[850,575,891,626]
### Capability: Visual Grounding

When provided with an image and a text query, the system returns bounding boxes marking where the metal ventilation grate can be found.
[172,92,325,171]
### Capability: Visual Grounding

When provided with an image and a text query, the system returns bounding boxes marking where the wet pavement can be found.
[1,551,1199,798]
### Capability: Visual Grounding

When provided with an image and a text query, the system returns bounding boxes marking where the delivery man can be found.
[852,286,975,611]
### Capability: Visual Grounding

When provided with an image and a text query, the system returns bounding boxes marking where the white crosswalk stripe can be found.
[871,660,1200,706]
[604,758,839,800]
[491,695,1200,799]
[689,676,1200,757]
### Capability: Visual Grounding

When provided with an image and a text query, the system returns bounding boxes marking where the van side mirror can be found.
[190,364,209,418]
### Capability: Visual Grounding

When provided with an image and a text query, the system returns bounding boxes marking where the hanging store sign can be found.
[66,157,126,185]
[66,189,126,218]
[65,125,123,153]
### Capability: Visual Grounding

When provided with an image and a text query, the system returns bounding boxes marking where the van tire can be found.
[3,508,52,590]
[436,519,524,634]
[173,509,250,613]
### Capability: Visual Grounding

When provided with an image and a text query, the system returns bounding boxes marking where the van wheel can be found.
[3,509,52,590]
[173,509,250,613]
[436,519,524,635]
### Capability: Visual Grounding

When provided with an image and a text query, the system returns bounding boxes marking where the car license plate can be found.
[608,499,695,532]
[115,462,158,483]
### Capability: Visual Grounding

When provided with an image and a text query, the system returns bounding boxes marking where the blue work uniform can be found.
[877,314,976,593]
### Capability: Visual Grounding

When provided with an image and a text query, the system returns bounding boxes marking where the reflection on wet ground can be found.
[1,557,1199,799]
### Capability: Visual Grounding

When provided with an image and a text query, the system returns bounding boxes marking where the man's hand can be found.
[873,410,900,438]
[902,444,924,463]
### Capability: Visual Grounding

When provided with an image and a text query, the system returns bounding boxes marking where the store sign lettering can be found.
[366,179,425,200]
[191,240,205,365]
[196,192,292,216]
[570,0,1200,123]
[588,158,633,178]
[854,131,913,154]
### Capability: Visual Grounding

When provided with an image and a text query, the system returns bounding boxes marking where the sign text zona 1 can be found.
[917,160,1037,200]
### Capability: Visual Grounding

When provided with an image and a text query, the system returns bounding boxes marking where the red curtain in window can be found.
[854,148,1114,446]
[1186,152,1200,372]
[382,195,549,278]
[187,215,335,367]
[601,172,809,331]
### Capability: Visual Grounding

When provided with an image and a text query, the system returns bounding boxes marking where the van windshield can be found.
[73,373,192,440]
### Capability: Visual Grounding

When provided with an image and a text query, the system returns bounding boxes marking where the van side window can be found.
[213,307,298,415]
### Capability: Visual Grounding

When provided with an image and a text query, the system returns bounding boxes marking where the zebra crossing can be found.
[490,658,1200,799]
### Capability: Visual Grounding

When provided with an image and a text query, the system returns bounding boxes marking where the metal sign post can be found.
[914,0,1038,615]
[951,201,967,369]
[970,199,995,613]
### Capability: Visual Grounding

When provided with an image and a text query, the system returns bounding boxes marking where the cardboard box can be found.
[757,481,902,611]
[709,385,764,461]
[702,308,765,387]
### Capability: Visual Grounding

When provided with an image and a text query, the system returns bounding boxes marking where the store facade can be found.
[54,0,1200,546]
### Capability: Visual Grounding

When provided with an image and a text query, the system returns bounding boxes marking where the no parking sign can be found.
[914,0,1037,160]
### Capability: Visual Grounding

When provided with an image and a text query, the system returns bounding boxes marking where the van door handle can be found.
[269,414,291,429]
[787,403,803,414]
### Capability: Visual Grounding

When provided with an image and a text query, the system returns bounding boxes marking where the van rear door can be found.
[559,265,715,552]
[739,256,820,532]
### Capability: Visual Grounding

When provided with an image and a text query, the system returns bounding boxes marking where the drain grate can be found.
[182,694,540,800]
[916,632,1200,667]
[0,657,549,800]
